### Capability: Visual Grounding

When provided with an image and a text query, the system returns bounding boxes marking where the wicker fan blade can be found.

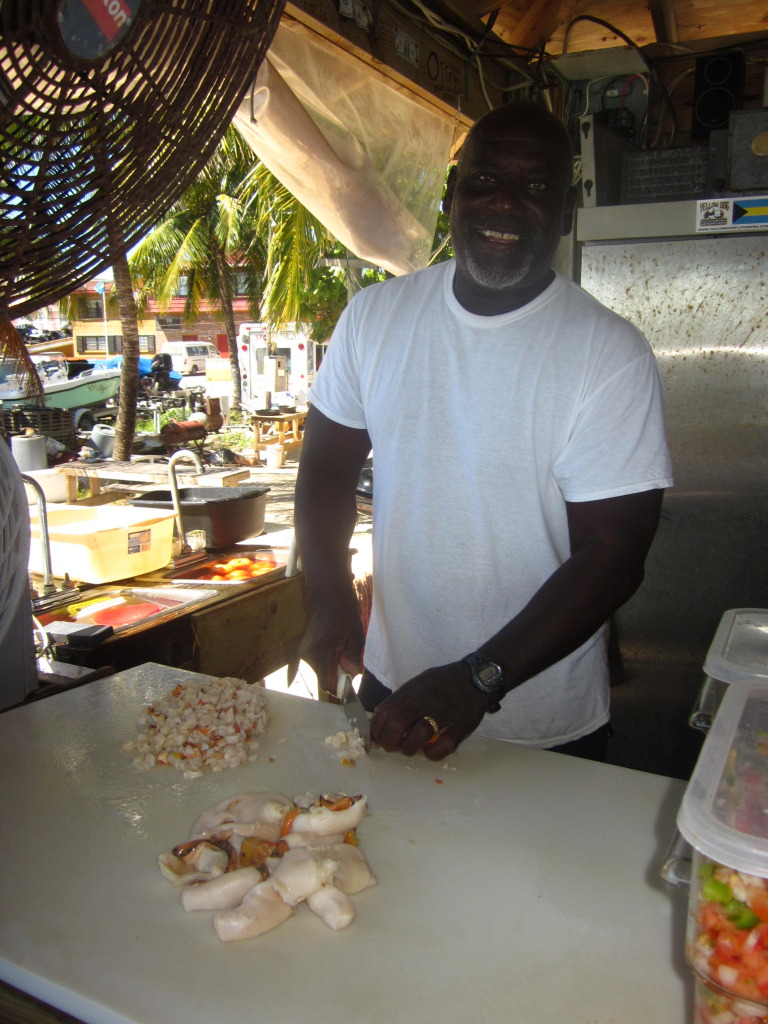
[0,0,285,320]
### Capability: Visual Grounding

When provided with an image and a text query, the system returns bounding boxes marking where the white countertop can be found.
[0,664,691,1024]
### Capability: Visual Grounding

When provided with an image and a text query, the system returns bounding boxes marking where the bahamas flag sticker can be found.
[696,197,768,232]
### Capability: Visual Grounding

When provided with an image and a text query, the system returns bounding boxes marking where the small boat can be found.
[0,352,121,410]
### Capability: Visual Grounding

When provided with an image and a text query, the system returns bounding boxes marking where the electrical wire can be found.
[650,66,693,148]
[386,0,538,88]
[561,14,678,139]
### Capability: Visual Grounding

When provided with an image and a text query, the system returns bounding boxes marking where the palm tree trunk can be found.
[110,247,140,462]
[214,244,242,412]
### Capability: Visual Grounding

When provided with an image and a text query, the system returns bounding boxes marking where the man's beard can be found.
[459,247,536,292]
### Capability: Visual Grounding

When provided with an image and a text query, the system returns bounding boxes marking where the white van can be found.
[161,341,219,375]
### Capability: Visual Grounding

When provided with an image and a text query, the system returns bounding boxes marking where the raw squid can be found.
[213,881,293,941]
[182,867,262,911]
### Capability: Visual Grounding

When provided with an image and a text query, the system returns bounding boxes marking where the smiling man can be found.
[294,101,673,762]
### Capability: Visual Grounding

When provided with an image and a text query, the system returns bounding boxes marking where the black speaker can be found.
[691,52,744,140]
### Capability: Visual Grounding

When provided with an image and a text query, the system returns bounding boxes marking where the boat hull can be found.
[0,370,121,410]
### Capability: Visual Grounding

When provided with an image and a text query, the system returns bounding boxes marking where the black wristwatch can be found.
[463,653,505,713]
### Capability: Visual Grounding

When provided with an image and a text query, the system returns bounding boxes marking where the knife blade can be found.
[336,667,371,752]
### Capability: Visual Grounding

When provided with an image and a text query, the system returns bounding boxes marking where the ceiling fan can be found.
[0,0,285,326]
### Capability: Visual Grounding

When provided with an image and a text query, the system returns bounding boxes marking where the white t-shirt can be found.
[309,261,673,746]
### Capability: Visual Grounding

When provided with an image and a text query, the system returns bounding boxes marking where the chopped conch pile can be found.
[159,791,375,939]
[325,727,368,764]
[123,676,268,778]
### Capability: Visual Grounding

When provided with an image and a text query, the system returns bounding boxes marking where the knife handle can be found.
[285,534,302,578]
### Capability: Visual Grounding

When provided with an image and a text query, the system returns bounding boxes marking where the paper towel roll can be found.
[11,434,47,472]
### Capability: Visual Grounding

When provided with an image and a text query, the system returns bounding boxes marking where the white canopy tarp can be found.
[233,23,459,276]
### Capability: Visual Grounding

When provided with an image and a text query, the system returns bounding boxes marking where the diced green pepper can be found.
[724,900,761,929]
[702,877,732,903]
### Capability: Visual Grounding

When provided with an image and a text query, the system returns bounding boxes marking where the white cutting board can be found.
[0,664,690,1024]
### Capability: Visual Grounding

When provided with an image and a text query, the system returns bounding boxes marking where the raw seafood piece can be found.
[158,839,235,886]
[325,728,368,763]
[270,847,340,907]
[160,790,373,942]
[189,792,292,840]
[287,794,367,836]
[182,867,262,911]
[321,844,377,895]
[282,831,345,849]
[307,886,356,930]
[125,676,269,778]
[213,881,294,941]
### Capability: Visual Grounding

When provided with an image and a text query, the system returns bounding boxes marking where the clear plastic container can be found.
[687,849,768,1002]
[693,972,768,1024]
[679,682,768,1003]
[690,610,768,733]
[704,610,768,684]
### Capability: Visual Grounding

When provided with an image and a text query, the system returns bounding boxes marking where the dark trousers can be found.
[358,669,612,763]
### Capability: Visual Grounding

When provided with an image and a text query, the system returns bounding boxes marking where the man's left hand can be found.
[370,663,489,761]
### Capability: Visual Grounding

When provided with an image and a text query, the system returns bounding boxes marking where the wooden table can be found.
[251,409,307,452]
[54,459,249,502]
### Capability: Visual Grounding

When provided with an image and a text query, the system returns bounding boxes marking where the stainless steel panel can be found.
[581,235,768,660]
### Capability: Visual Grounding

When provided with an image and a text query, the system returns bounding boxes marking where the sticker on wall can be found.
[695,197,768,232]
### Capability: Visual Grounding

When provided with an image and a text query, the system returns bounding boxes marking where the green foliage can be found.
[129,125,264,322]
[240,162,336,329]
[135,406,186,432]
[430,207,454,264]
[298,265,348,344]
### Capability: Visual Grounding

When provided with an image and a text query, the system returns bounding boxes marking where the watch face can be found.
[478,664,499,685]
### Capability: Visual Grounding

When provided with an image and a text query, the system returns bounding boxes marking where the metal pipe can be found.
[20,474,56,595]
[167,449,204,552]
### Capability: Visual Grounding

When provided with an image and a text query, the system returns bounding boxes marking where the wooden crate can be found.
[2,407,76,449]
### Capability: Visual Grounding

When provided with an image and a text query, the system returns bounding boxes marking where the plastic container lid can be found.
[678,680,768,877]
[704,609,768,683]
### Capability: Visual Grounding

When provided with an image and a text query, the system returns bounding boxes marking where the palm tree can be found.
[129,126,265,412]
[241,161,337,329]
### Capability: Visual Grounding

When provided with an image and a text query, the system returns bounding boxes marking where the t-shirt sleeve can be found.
[307,300,368,430]
[553,335,674,502]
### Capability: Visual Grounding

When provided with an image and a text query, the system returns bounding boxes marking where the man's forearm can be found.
[476,488,664,695]
[294,464,360,605]
[479,540,644,694]
[293,407,372,609]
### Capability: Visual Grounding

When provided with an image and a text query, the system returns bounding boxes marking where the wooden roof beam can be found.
[491,0,566,52]
[648,0,678,44]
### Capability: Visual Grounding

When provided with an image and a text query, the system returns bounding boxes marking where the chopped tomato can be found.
[224,557,254,570]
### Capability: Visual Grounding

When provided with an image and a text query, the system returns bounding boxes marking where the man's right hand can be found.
[298,597,365,700]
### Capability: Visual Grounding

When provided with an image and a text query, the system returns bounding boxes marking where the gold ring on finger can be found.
[422,715,440,735]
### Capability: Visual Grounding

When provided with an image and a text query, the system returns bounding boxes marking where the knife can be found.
[336,666,371,753]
